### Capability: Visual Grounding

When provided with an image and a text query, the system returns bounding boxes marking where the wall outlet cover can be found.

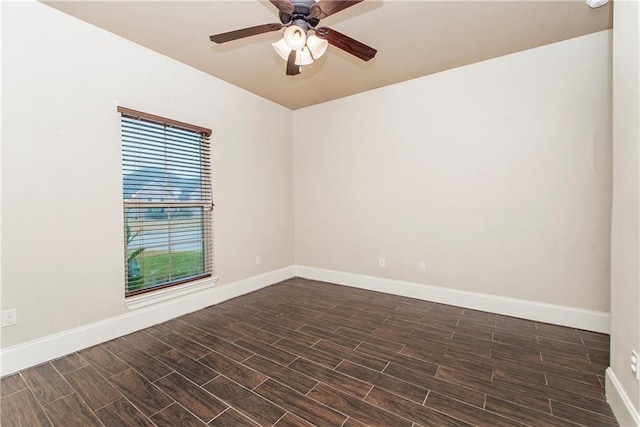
[1,309,17,327]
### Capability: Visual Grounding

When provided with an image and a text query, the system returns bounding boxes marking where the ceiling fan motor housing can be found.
[280,0,320,27]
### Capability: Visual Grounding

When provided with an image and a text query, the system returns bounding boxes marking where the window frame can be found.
[118,106,215,303]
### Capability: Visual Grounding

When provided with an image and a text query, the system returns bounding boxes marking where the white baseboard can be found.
[1,264,611,376]
[295,265,610,333]
[606,368,640,426]
[0,266,296,376]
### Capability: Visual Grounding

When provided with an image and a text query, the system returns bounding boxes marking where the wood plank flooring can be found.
[0,278,617,426]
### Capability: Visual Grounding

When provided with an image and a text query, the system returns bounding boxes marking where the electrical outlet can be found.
[256,256,261,266]
[379,257,386,268]
[631,350,640,380]
[1,309,17,327]
[418,262,426,272]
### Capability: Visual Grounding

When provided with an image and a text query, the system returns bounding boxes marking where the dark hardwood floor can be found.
[0,278,617,426]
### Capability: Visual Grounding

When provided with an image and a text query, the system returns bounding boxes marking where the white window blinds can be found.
[119,107,213,296]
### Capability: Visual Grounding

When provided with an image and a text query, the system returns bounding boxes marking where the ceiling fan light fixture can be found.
[585,0,608,7]
[306,34,328,59]
[284,24,307,50]
[295,47,314,65]
[272,38,292,61]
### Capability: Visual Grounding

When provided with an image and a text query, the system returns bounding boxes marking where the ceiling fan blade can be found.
[316,27,377,61]
[286,50,301,76]
[209,23,282,43]
[269,0,294,15]
[310,0,364,19]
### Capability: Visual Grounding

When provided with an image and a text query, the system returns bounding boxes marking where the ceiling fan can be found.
[209,0,377,76]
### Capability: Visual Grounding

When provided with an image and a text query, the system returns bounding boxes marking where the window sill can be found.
[124,276,219,310]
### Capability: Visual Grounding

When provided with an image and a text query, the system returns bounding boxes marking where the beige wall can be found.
[294,31,612,312]
[0,2,294,347]
[610,0,640,418]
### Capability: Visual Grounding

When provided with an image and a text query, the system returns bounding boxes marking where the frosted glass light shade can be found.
[586,0,608,7]
[272,38,292,61]
[306,34,328,59]
[295,47,314,65]
[284,25,307,50]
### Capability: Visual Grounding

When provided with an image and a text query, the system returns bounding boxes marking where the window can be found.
[119,107,213,297]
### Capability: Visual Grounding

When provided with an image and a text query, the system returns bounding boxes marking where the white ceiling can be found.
[44,0,612,109]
